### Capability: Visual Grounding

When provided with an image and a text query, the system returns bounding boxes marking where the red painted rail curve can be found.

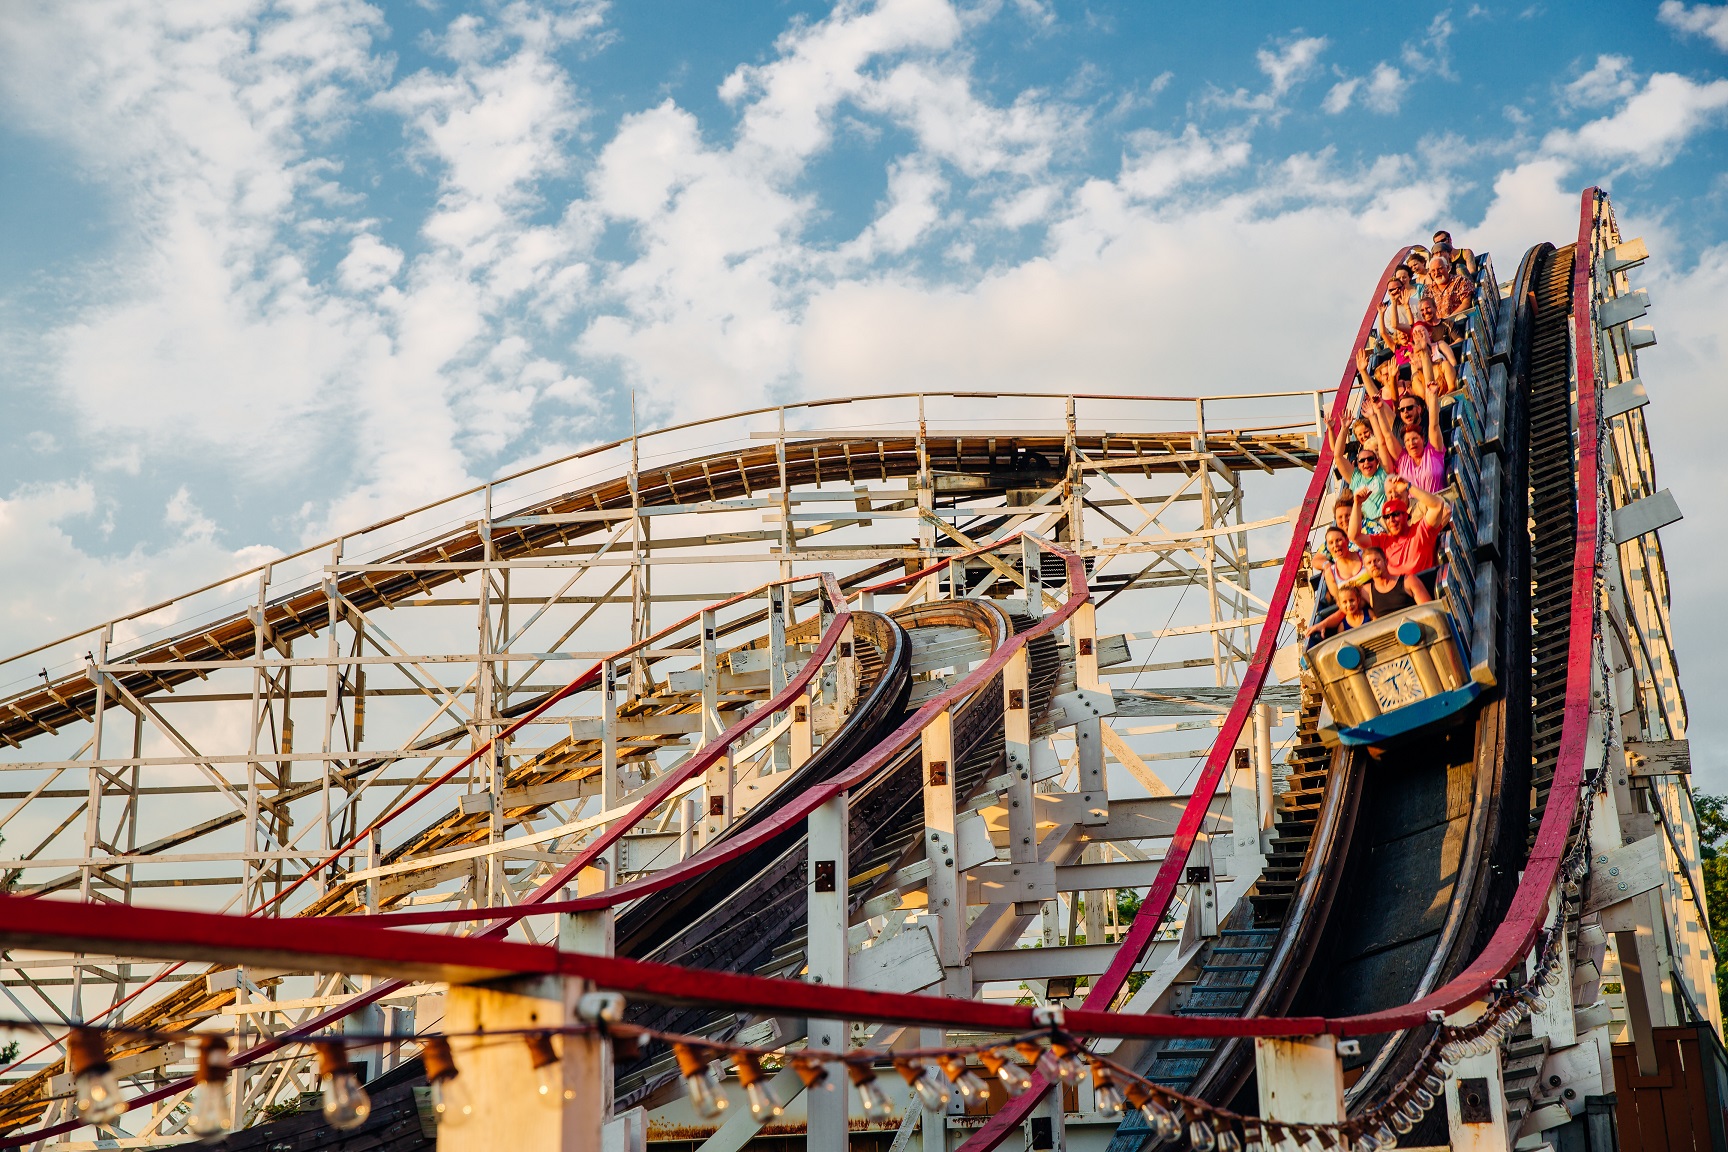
[0,189,1610,1148]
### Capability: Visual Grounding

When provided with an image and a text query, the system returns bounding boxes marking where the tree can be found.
[1692,793,1728,1006]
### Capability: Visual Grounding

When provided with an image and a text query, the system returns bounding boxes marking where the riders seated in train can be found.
[1369,389,1446,493]
[1316,525,1368,604]
[1382,275,1415,347]
[1330,492,1355,536]
[1432,230,1477,276]
[1414,295,1463,352]
[1407,322,1458,398]
[1307,583,1373,642]
[1357,342,1405,399]
[1330,423,1390,533]
[1423,253,1474,319]
[1347,485,1449,575]
[1358,545,1432,617]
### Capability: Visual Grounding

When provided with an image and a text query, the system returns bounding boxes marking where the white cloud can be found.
[338,234,405,293]
[1543,71,1728,166]
[1630,234,1728,785]
[1117,126,1251,201]
[1259,35,1329,98]
[1364,63,1404,114]
[0,481,277,663]
[1660,1,1728,52]
[1562,54,1640,108]
[1402,10,1456,80]
[1212,34,1327,116]
[574,0,1076,426]
[1468,158,1577,267]
[1323,77,1360,114]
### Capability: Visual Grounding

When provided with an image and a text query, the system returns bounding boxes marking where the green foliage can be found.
[1692,793,1728,1005]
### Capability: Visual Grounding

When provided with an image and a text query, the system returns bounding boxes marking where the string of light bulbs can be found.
[35,905,1580,1152]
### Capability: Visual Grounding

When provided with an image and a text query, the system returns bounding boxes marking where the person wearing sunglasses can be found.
[1370,388,1445,494]
[1330,419,1390,533]
[1346,482,1450,576]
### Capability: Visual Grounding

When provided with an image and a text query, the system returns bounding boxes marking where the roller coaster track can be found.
[0,189,1710,1152]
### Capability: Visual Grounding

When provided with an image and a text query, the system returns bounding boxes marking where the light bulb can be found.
[74,1061,125,1126]
[1420,1071,1444,1095]
[430,1075,474,1126]
[898,1061,951,1112]
[1035,1044,1084,1086]
[745,1080,782,1120]
[535,1061,575,1104]
[849,1065,897,1120]
[1413,1085,1436,1109]
[322,1066,372,1131]
[1089,1066,1125,1115]
[1138,1093,1180,1139]
[1373,1124,1396,1148]
[1217,1128,1242,1152]
[685,1069,729,1119]
[937,1055,990,1103]
[792,1058,832,1095]
[187,1081,231,1140]
[979,1049,1033,1096]
[1401,1099,1424,1124]
[1390,1111,1413,1135]
[1190,1117,1218,1152]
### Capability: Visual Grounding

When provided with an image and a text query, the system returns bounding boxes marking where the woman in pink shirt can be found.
[1368,388,1445,494]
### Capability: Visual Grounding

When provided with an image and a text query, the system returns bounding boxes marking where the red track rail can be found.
[953,241,1417,1149]
[0,195,1613,1145]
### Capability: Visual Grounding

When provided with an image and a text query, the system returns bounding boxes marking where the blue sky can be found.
[2,0,1728,779]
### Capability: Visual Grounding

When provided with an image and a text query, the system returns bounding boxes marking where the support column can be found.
[1253,1034,1344,1124]
[699,610,730,844]
[1444,1003,1508,1152]
[770,585,790,775]
[601,662,621,877]
[1003,648,1042,917]
[1254,702,1275,837]
[1069,600,1108,826]
[807,792,850,1152]
[440,974,594,1152]
[921,709,965,993]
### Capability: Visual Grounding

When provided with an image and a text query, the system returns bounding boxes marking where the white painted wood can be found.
[1253,1035,1343,1124]
[920,709,966,993]
[1584,833,1665,914]
[851,922,944,993]
[807,792,850,1151]
[1444,1002,1508,1152]
[1624,738,1689,778]
[440,975,590,1152]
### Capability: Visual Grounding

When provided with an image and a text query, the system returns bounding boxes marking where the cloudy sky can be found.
[1,0,1726,779]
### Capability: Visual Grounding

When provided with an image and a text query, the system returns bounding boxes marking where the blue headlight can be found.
[1336,644,1363,671]
[1396,620,1424,647]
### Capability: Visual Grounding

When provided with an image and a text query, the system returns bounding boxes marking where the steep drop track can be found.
[1107,242,1582,1147]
